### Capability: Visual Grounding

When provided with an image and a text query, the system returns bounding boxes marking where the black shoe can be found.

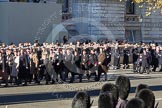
[23,84,27,86]
[96,78,99,81]
[152,69,156,72]
[87,76,90,80]
[29,81,32,84]
[69,80,73,83]
[35,81,40,85]
[4,84,8,87]
[140,72,143,74]
[46,82,49,85]
[37,82,41,85]
[87,76,89,80]
[79,80,82,83]
[16,83,20,86]
[146,70,150,74]
[133,70,137,73]
[94,77,98,81]
[51,80,55,84]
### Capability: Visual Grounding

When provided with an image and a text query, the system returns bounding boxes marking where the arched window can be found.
[126,0,135,14]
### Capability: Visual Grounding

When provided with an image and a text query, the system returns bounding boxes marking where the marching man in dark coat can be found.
[104,45,112,69]
[18,50,30,86]
[70,50,82,83]
[53,49,63,82]
[151,45,158,72]
[1,50,9,87]
[158,47,162,72]
[141,49,150,74]
[88,49,98,81]
[113,48,120,70]
[81,50,89,79]
[123,45,130,69]
[64,49,73,81]
[132,44,139,72]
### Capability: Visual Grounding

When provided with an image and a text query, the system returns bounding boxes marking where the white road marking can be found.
[156,98,162,101]
[91,106,97,108]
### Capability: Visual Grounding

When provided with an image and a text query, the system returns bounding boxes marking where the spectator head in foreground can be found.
[115,75,131,100]
[115,75,131,108]
[100,83,119,106]
[126,98,145,108]
[136,89,155,108]
[98,92,114,108]
[72,91,93,108]
[135,84,149,97]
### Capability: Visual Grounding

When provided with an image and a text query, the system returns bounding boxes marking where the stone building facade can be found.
[62,0,162,42]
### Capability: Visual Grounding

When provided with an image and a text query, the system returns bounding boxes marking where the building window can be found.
[63,0,69,12]
[126,0,135,14]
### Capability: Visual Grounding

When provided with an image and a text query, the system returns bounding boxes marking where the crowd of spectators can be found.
[72,75,158,108]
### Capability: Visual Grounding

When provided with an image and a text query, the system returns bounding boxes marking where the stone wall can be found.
[68,0,125,41]
[0,2,62,44]
[136,4,162,42]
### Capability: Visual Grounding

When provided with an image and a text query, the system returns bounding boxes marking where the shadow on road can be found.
[0,84,162,105]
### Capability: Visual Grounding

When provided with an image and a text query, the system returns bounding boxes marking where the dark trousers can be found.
[34,69,43,83]
[97,72,107,81]
[45,72,51,84]
[64,67,69,80]
[0,71,8,86]
[97,65,107,81]
[10,76,18,84]
[55,69,64,81]
[70,72,82,83]
[133,62,137,72]
[89,72,97,80]
[18,67,28,85]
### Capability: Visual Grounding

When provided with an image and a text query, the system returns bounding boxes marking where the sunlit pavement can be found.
[0,69,162,108]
